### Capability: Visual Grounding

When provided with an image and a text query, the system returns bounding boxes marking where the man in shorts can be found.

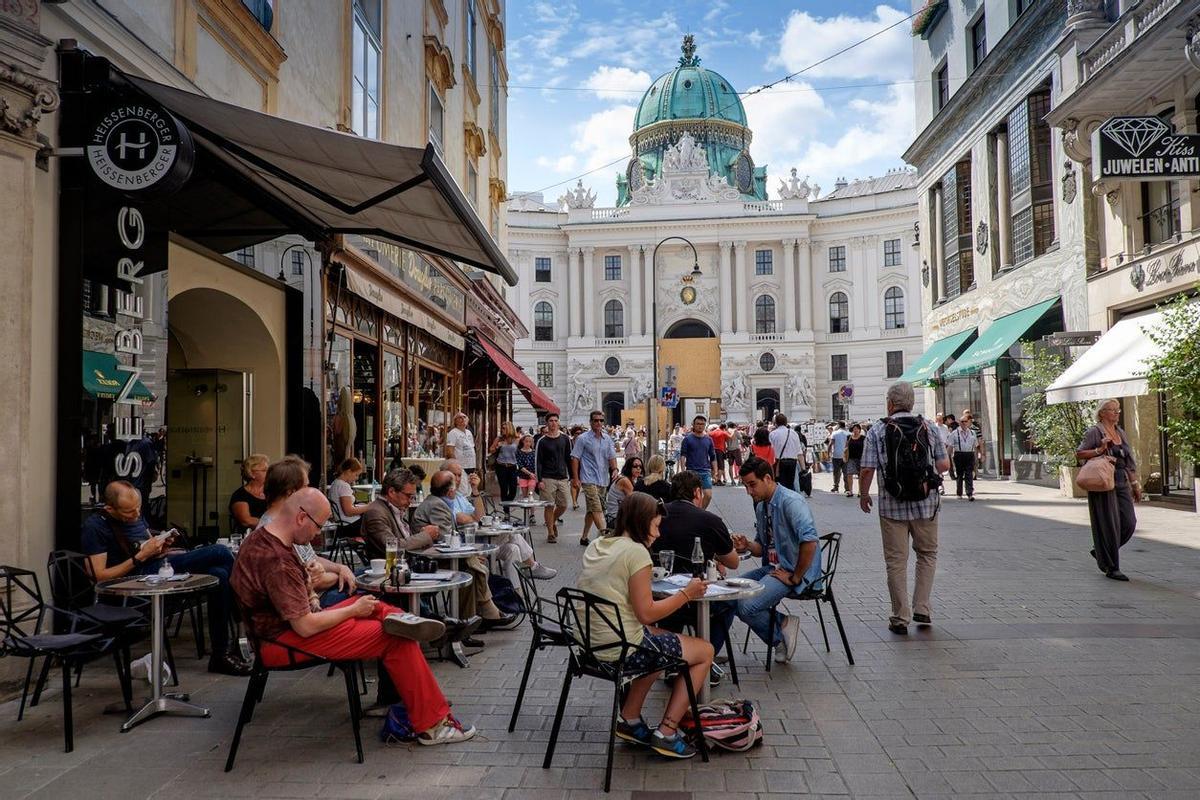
[570,409,617,546]
[535,412,571,542]
[709,423,729,486]
[678,415,717,509]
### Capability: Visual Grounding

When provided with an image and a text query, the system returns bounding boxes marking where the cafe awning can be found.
[1045,309,1167,404]
[472,334,560,415]
[943,298,1058,379]
[897,328,977,386]
[82,350,155,401]
[124,75,517,285]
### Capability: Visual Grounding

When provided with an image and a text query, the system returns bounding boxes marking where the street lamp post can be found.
[648,236,702,460]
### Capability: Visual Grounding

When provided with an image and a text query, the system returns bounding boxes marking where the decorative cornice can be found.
[424,34,456,93]
[0,62,59,141]
[461,63,481,108]
[427,0,449,28]
[196,0,287,76]
[781,238,797,247]
[488,176,506,207]
[487,128,503,160]
[464,121,487,158]
[484,10,505,51]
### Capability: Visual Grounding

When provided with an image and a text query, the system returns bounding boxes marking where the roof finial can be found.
[679,34,699,67]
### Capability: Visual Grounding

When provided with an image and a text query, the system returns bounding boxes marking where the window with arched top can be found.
[754,295,776,334]
[533,301,554,341]
[603,299,624,338]
[828,292,849,333]
[883,287,905,329]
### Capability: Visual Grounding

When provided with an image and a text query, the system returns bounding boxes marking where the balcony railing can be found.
[595,337,626,347]
[743,200,784,213]
[1082,0,1181,82]
[881,326,910,338]
[749,332,784,343]
[590,208,630,221]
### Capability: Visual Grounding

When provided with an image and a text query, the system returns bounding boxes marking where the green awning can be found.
[942,298,1058,379]
[897,328,977,386]
[82,350,155,401]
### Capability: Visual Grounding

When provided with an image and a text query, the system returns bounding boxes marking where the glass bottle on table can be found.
[690,536,705,579]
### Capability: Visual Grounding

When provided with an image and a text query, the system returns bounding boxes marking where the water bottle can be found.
[690,537,705,579]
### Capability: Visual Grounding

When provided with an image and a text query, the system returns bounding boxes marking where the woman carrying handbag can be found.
[1075,399,1142,581]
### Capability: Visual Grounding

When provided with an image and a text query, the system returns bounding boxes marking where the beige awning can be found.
[127,76,516,285]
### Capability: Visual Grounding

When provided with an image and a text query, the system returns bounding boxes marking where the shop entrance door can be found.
[756,388,780,422]
[166,369,249,542]
[602,392,625,427]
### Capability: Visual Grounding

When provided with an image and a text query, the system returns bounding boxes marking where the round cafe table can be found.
[653,575,764,702]
[358,570,472,615]
[500,498,551,529]
[96,573,218,731]
[415,543,499,667]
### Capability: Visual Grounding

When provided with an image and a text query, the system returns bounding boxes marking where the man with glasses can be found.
[361,469,443,561]
[231,488,477,746]
[570,410,618,546]
[81,480,251,675]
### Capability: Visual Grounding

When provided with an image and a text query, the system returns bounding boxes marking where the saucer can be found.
[364,570,386,578]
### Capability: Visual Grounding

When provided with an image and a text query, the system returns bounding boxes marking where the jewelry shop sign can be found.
[1093,116,1200,180]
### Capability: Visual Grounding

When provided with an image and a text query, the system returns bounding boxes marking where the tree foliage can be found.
[1142,291,1200,479]
[1019,345,1095,468]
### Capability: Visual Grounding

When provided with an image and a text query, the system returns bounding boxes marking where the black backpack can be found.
[880,415,942,502]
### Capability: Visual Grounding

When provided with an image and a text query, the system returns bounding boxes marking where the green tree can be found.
[1142,291,1200,480]
[1020,345,1095,468]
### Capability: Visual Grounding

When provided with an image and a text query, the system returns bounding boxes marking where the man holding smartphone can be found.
[81,480,251,675]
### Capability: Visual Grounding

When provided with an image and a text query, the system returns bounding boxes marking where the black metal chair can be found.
[508,564,570,732]
[225,628,365,772]
[544,587,708,793]
[0,565,116,752]
[743,532,854,669]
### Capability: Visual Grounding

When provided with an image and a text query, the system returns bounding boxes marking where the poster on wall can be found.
[1093,116,1200,180]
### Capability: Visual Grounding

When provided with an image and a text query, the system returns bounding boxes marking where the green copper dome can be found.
[633,41,747,130]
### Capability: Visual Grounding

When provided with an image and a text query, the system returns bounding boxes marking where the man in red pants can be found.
[231,487,476,745]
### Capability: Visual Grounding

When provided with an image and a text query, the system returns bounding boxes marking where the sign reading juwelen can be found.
[1093,116,1200,180]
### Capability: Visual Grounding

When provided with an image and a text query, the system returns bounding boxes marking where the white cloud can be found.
[574,13,682,70]
[769,5,912,83]
[704,1,730,23]
[536,154,578,172]
[740,82,830,176]
[746,29,765,48]
[583,66,652,101]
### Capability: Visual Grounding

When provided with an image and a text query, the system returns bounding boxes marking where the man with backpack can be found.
[857,382,950,635]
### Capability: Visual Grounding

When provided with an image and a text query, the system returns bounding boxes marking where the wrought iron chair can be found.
[507,564,569,732]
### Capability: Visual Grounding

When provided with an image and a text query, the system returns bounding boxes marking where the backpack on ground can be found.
[679,698,764,752]
[379,702,416,743]
[880,415,942,502]
[487,573,526,618]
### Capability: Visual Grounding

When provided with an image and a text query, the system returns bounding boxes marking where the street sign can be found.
[659,385,678,408]
[1093,116,1200,180]
[838,384,854,403]
[664,365,677,387]
[1042,331,1100,348]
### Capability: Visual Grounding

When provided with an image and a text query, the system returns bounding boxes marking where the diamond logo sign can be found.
[1100,117,1169,157]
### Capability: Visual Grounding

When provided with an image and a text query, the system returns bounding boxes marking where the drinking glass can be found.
[659,550,675,573]
[462,525,476,545]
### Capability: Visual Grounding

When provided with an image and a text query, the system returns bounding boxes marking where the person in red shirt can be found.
[230,488,477,745]
[709,424,730,486]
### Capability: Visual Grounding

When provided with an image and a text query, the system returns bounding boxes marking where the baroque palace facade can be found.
[508,37,924,428]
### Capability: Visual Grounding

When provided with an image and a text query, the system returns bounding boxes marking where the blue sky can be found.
[505,1,916,208]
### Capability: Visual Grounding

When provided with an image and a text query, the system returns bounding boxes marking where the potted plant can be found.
[1020,346,1096,497]
[1141,292,1200,512]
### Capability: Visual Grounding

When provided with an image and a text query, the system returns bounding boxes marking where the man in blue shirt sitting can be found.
[678,415,717,509]
[81,480,251,675]
[713,456,822,664]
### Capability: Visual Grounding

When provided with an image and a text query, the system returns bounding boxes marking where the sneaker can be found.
[777,614,801,663]
[709,663,725,687]
[383,612,446,643]
[650,729,697,759]
[615,715,653,746]
[207,652,253,676]
[579,536,589,546]
[530,563,558,580]
[912,613,932,625]
[418,714,477,746]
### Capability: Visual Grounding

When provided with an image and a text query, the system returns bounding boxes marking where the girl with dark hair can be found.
[750,426,775,467]
[604,456,643,530]
[578,492,714,759]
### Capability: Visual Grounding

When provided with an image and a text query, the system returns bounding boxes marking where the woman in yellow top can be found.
[577,492,713,759]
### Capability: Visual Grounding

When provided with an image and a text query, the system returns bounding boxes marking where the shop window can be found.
[537,362,553,387]
[828,245,846,272]
[351,0,381,139]
[1140,109,1181,247]
[941,159,974,298]
[533,301,554,341]
[429,86,444,154]
[1007,87,1054,265]
[534,257,551,282]
[465,0,478,77]
[831,354,848,382]
[603,300,624,338]
[828,292,849,333]
[970,14,987,71]
[604,254,621,280]
[883,238,901,267]
[884,287,905,329]
[383,350,404,468]
[755,249,773,275]
[754,295,776,334]
[886,350,904,379]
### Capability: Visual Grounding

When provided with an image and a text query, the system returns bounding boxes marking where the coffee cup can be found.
[450,533,463,548]
[369,558,386,575]
[651,566,667,581]
[480,515,494,526]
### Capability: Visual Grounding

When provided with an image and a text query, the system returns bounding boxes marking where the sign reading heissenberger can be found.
[1093,116,1200,180]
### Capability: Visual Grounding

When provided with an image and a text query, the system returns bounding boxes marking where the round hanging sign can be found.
[86,101,194,195]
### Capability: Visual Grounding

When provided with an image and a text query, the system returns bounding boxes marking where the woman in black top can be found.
[1076,399,1141,581]
[843,424,865,497]
[634,455,673,502]
[229,453,270,531]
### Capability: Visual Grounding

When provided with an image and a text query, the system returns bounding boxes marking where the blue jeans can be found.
[160,545,236,654]
[711,566,795,653]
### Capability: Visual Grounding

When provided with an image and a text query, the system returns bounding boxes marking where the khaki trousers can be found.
[879,515,938,626]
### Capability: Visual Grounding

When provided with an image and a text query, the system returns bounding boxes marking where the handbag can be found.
[1075,456,1115,492]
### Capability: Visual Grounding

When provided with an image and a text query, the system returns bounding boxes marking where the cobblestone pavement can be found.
[2,478,1200,799]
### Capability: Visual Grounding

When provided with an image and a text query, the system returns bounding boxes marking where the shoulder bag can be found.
[1075,455,1115,492]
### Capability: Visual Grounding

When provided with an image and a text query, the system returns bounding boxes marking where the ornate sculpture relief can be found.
[1062,162,1077,204]
[787,371,816,408]
[629,131,741,206]
[423,35,456,93]
[0,62,59,142]
[777,168,812,200]
[721,372,749,410]
[559,179,596,209]
[1187,17,1200,71]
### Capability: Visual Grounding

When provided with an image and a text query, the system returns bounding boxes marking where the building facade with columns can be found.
[506,39,922,429]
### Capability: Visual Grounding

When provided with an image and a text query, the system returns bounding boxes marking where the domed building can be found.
[617,35,766,205]
[506,36,924,435]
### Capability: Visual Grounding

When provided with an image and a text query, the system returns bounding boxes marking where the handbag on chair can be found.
[1075,456,1115,492]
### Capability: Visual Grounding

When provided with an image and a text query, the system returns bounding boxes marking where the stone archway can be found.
[663,318,716,339]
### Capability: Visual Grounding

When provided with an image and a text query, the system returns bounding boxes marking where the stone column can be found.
[995,132,1012,270]
[514,250,530,324]
[628,244,642,337]
[850,237,867,332]
[1172,103,1198,234]
[718,240,733,334]
[781,238,797,332]
[581,246,595,338]
[0,1,59,570]
[863,236,880,333]
[733,241,747,333]
[797,239,813,332]
[642,242,654,338]
[564,248,575,338]
[931,186,945,301]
